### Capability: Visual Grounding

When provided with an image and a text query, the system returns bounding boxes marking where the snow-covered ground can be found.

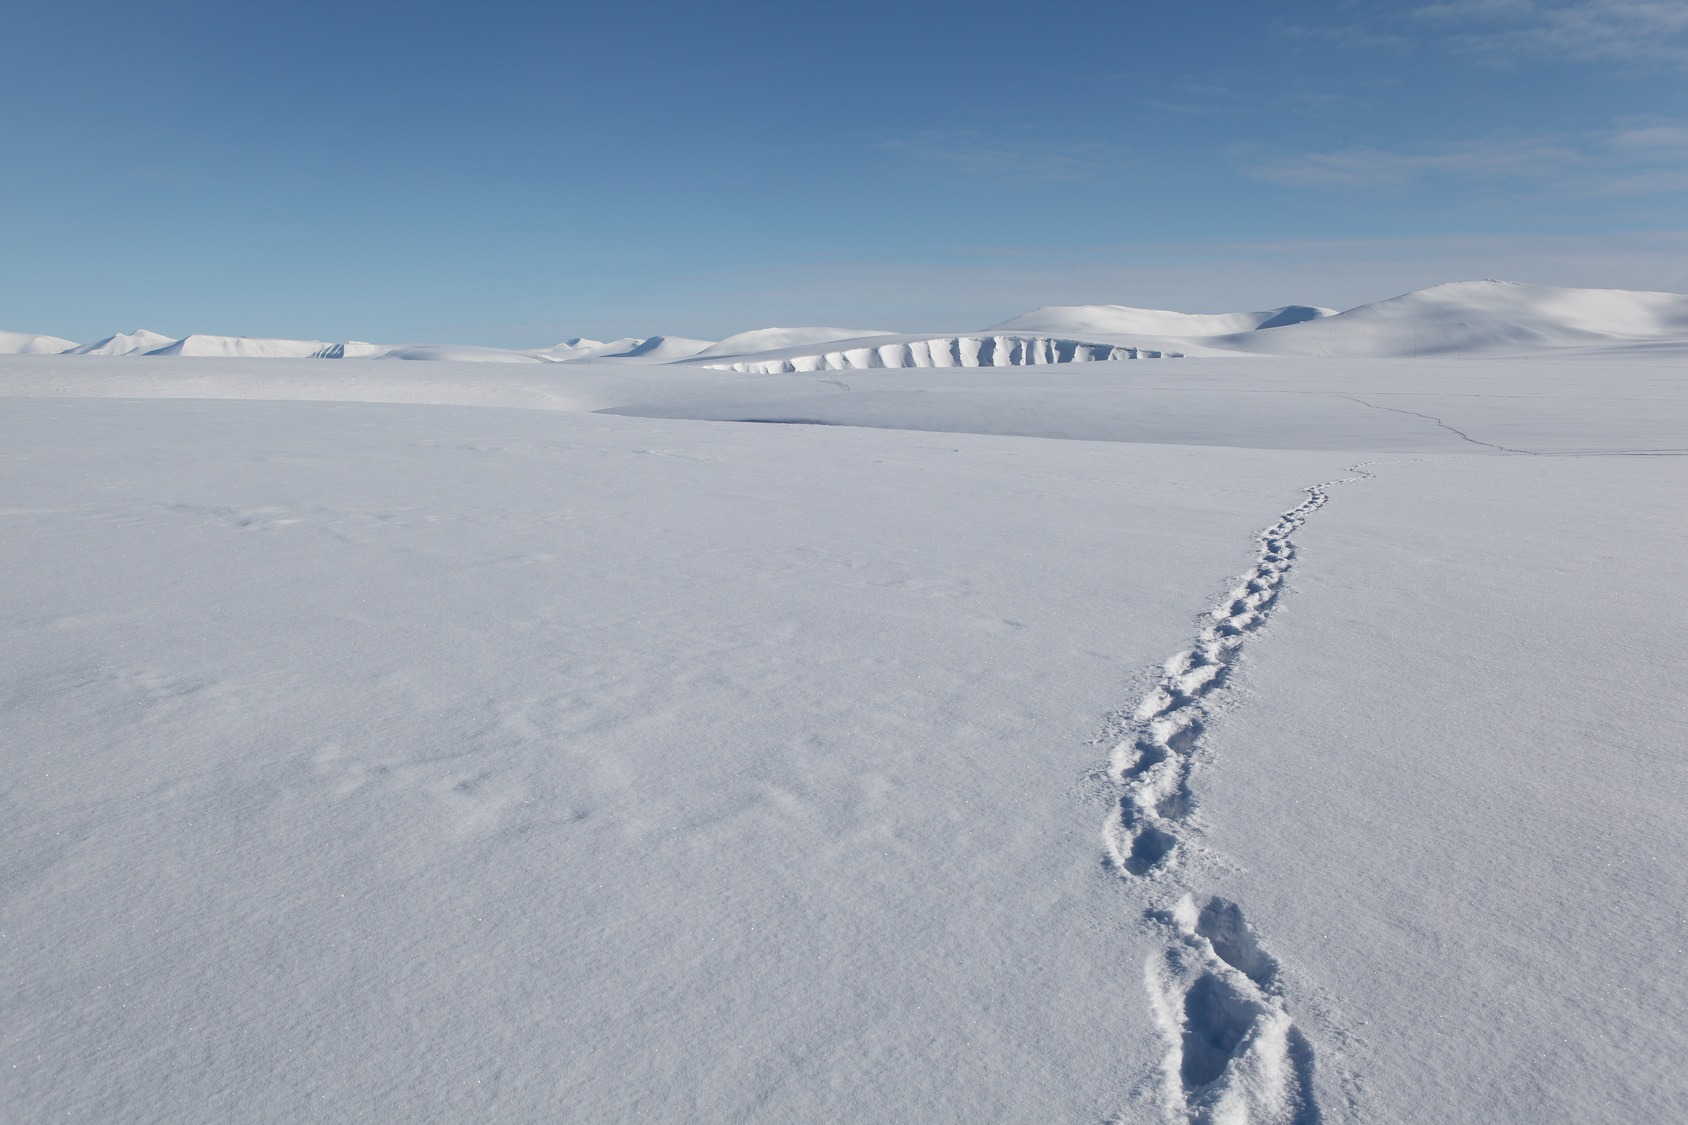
[2,290,1685,1123]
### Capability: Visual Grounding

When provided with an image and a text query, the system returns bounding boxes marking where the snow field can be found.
[0,396,1342,1122]
[1,336,1684,1122]
[1197,453,1688,1123]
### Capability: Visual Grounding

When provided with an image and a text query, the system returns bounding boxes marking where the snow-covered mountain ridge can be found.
[8,281,1687,364]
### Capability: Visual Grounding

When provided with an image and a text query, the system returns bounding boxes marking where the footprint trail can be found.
[1102,466,1373,1124]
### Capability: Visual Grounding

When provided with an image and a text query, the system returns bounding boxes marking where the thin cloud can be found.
[1415,0,1688,65]
[1286,1,1688,67]
[1244,119,1688,196]
[1247,138,1582,188]
[622,231,1688,335]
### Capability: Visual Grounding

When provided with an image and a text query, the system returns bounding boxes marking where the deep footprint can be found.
[1181,971,1259,1089]
[1147,895,1321,1125]
[1104,467,1373,1122]
[1196,897,1279,989]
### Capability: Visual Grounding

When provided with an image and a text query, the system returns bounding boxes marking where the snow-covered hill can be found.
[590,335,716,362]
[0,329,80,354]
[148,334,335,358]
[65,329,179,355]
[1219,280,1688,357]
[991,303,1336,337]
[531,337,644,362]
[693,327,894,358]
[9,282,1688,368]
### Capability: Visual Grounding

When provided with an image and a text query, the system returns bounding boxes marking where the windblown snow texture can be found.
[2,288,1686,1124]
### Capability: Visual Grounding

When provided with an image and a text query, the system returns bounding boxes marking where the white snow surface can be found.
[2,304,1686,1124]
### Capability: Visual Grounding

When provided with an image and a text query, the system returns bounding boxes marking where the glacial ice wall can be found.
[700,335,1183,374]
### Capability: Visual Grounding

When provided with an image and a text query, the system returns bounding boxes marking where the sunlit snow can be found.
[3,281,1685,1123]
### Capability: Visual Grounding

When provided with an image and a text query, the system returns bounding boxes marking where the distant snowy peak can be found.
[991,304,1336,338]
[67,329,179,356]
[533,337,641,361]
[1365,280,1688,337]
[693,327,894,359]
[594,335,716,361]
[0,329,80,354]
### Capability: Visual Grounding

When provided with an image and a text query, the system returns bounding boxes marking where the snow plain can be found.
[2,285,1685,1124]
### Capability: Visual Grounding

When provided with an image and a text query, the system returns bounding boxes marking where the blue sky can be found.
[4,0,1686,344]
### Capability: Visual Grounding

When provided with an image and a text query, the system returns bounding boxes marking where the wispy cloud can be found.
[1415,0,1688,65]
[876,132,1130,183]
[605,231,1688,337]
[1284,1,1688,68]
[1244,118,1688,195]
